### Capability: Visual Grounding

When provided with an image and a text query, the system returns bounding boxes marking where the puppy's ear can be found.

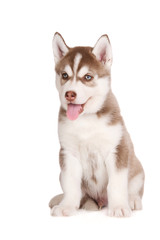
[52,32,69,63]
[92,35,112,67]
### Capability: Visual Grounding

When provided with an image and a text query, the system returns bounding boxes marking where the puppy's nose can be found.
[65,91,77,102]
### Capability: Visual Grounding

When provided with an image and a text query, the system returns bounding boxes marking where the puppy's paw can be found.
[129,196,142,210]
[107,206,131,217]
[50,205,76,217]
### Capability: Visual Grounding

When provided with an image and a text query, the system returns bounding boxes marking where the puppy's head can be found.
[52,32,112,120]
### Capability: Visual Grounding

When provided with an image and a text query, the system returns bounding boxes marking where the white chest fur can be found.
[59,114,123,155]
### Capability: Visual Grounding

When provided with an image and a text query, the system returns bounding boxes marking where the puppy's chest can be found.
[79,142,107,183]
[59,115,123,195]
[59,115,123,155]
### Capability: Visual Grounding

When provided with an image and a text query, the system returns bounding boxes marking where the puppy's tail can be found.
[49,194,99,211]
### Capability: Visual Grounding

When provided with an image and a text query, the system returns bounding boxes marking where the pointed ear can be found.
[52,32,69,63]
[92,35,112,67]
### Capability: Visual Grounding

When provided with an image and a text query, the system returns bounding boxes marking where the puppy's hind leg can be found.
[129,172,145,211]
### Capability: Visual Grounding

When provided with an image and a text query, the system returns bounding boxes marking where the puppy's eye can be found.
[84,74,93,81]
[62,72,69,80]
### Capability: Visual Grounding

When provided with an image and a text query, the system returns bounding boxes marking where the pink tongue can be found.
[66,104,82,120]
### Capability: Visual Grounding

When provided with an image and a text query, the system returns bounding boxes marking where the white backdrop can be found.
[0,0,160,239]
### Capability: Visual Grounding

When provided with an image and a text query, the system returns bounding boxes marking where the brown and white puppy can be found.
[50,33,144,217]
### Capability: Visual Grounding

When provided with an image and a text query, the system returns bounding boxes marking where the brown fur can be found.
[49,193,99,211]
[49,194,63,209]
[116,136,129,169]
[55,46,110,80]
[80,195,99,211]
[59,148,65,169]
[122,128,145,181]
[96,91,144,175]
[97,90,123,125]
[58,107,66,122]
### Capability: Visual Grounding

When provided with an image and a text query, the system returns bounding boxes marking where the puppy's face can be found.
[52,33,113,120]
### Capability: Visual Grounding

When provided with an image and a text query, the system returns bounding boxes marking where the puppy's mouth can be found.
[66,98,91,121]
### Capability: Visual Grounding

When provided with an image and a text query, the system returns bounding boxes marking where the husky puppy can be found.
[49,33,144,217]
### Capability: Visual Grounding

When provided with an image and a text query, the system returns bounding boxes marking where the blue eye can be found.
[62,72,69,80]
[84,74,93,81]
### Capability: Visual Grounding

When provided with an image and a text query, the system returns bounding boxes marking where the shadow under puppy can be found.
[49,33,144,217]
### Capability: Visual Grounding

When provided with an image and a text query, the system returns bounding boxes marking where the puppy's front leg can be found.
[106,153,131,217]
[51,152,82,216]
